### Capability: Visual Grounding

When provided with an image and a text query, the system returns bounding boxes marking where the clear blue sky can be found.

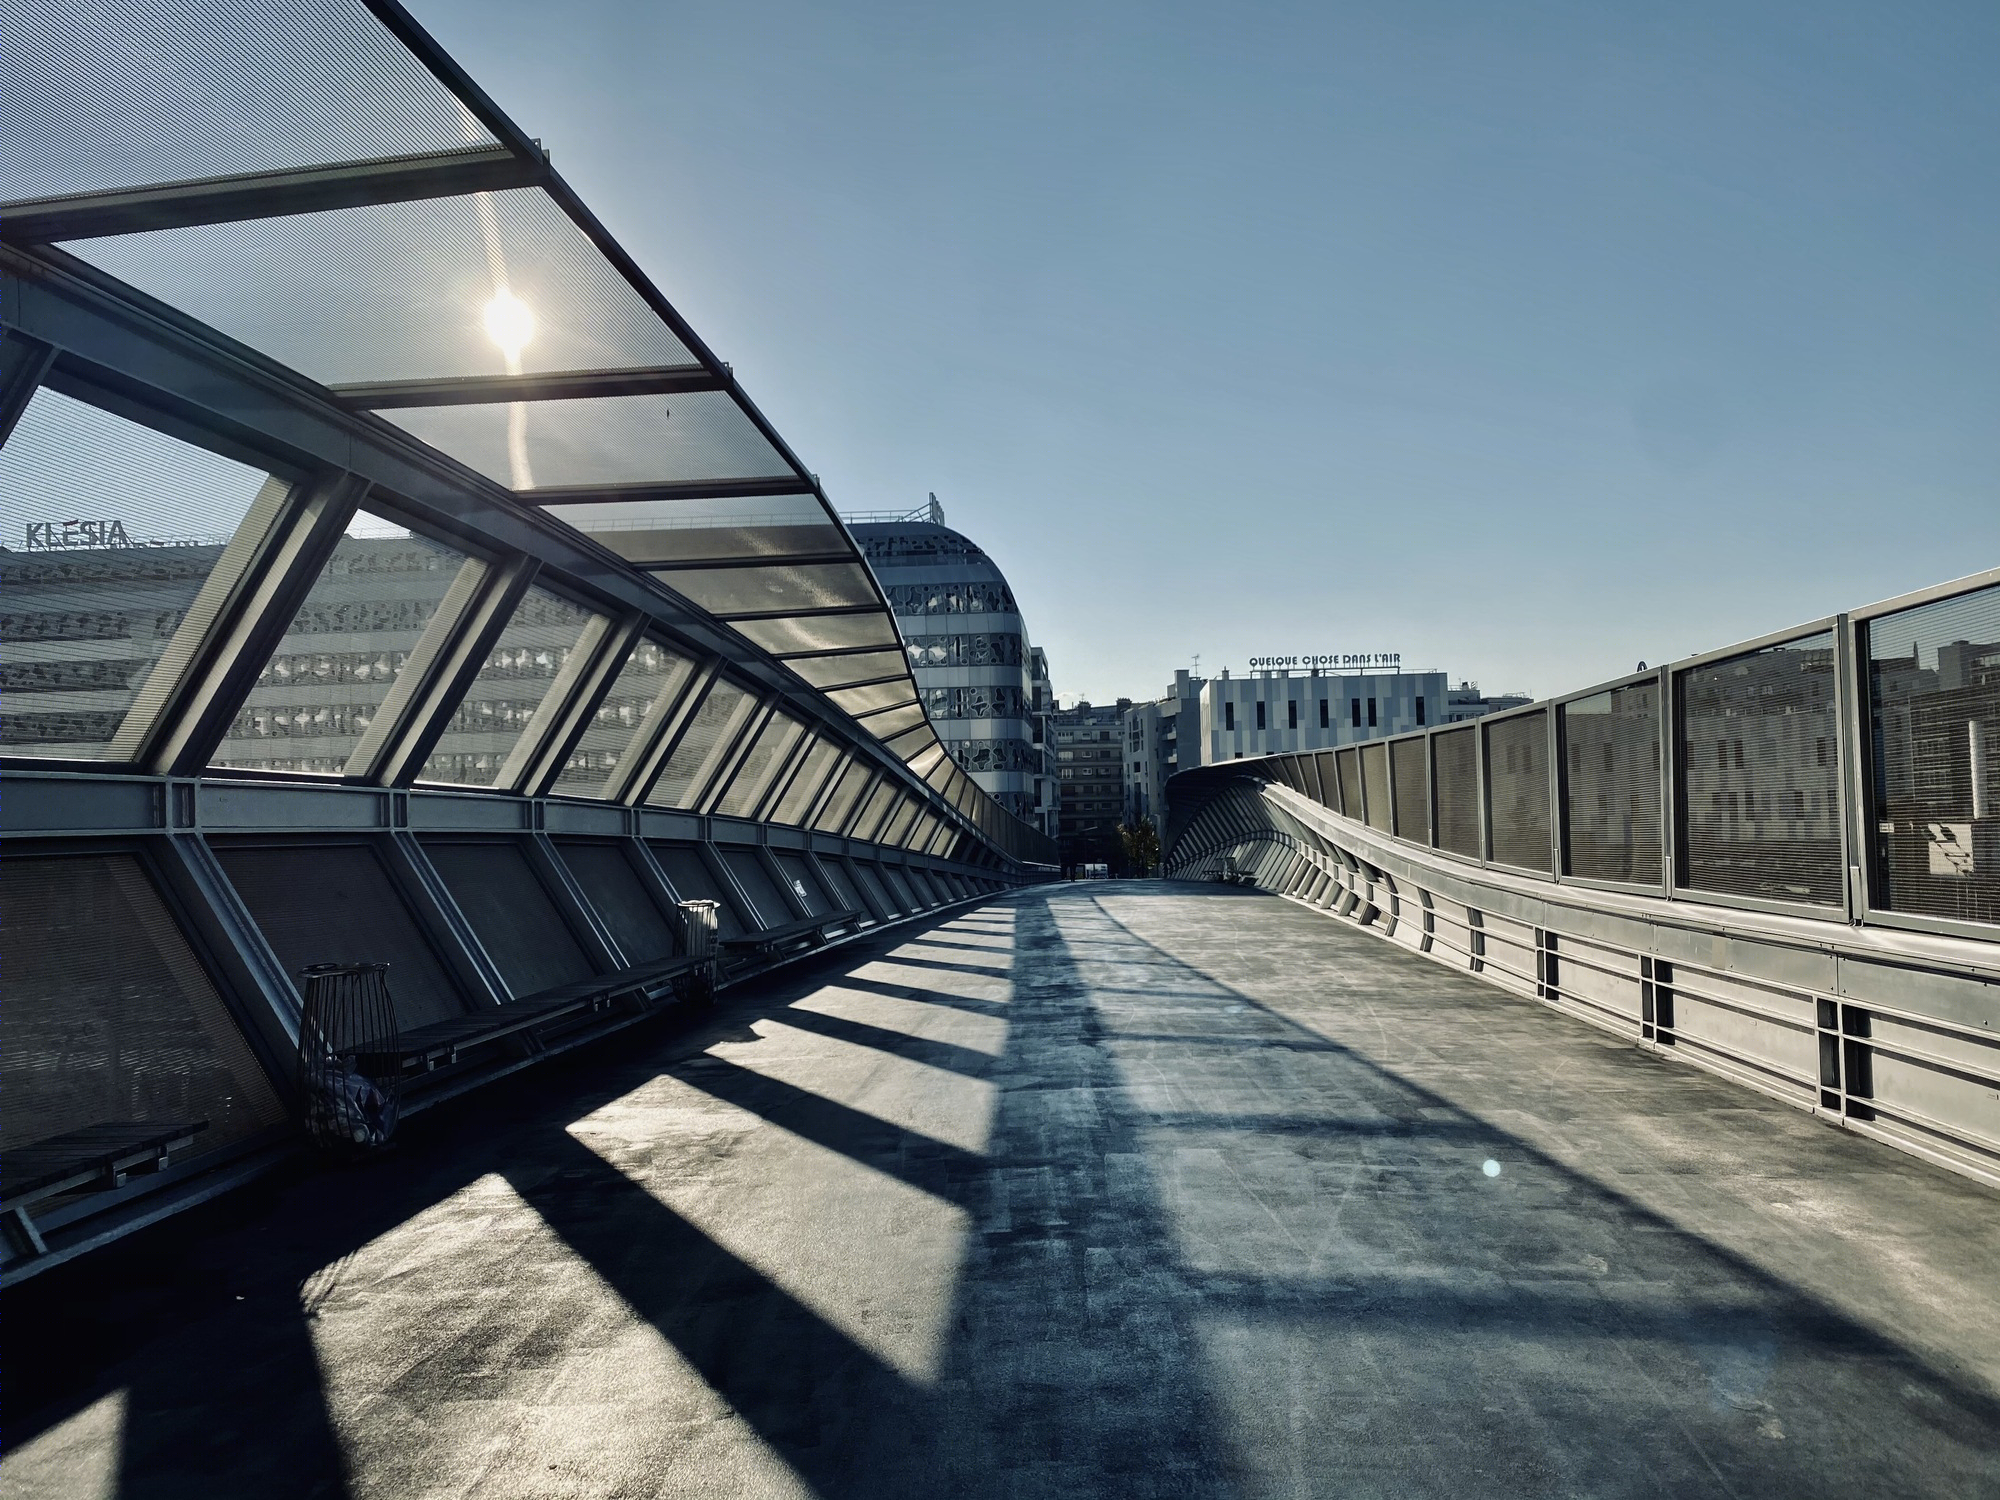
[413,0,1997,705]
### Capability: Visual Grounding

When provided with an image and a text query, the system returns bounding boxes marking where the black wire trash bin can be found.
[297,963,403,1150]
[678,900,719,1005]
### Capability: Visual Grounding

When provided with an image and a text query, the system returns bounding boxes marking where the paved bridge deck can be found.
[7,882,1998,1498]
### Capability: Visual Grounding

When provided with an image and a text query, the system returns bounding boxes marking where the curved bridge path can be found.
[7,882,1998,1499]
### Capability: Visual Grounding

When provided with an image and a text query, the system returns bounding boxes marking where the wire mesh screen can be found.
[553,840,679,962]
[421,840,594,996]
[851,781,900,843]
[2,0,495,200]
[1433,727,1481,858]
[1391,737,1429,844]
[420,585,597,787]
[1865,582,1999,926]
[882,795,924,847]
[1563,682,1663,884]
[1335,747,1361,819]
[646,678,756,809]
[1680,633,1842,905]
[876,862,921,912]
[550,637,697,797]
[1361,743,1392,834]
[213,514,471,774]
[645,844,747,938]
[0,389,284,760]
[1486,711,1551,872]
[215,842,465,1028]
[810,854,867,918]
[0,853,284,1158]
[788,649,911,691]
[296,963,400,1150]
[665,562,881,621]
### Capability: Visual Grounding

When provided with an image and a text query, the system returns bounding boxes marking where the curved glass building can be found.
[850,505,1054,832]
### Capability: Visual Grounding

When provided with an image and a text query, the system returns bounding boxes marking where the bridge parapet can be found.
[1165,570,2000,1185]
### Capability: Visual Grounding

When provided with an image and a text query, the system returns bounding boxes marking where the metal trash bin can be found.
[678,900,720,1005]
[297,962,402,1150]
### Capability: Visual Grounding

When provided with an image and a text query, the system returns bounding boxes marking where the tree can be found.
[1119,816,1161,877]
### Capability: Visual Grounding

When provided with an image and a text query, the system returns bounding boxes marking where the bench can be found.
[718,910,865,968]
[361,951,716,1078]
[2,1120,208,1257]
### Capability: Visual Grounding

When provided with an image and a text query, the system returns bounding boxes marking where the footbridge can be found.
[4,5,1999,1498]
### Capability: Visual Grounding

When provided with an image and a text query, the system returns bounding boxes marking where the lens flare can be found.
[482,290,535,362]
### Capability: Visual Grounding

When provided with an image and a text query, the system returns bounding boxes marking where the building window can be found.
[1351,699,1361,728]
[1367,697,1377,727]
[1416,697,1426,726]
[1256,701,1266,730]
[1319,699,1329,728]
[1225,702,1235,731]
[1287,700,1297,729]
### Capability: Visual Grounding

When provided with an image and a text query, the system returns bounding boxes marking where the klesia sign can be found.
[1247,652,1403,670]
[20,519,199,550]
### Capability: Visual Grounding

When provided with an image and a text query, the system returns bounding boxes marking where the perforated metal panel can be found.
[1361,743,1392,834]
[1680,634,1842,905]
[554,840,679,962]
[1313,751,1339,811]
[810,854,869,920]
[876,862,921,913]
[646,843,747,937]
[551,638,697,798]
[772,851,834,917]
[421,586,599,788]
[1335,747,1360,819]
[1485,710,1551,873]
[714,711,805,820]
[1,853,285,1157]
[421,840,595,996]
[1563,683,1663,885]
[1391,738,1428,844]
[216,840,465,1028]
[1433,727,1481,858]
[718,847,795,929]
[847,858,902,916]
[1865,583,2000,927]
[903,867,945,907]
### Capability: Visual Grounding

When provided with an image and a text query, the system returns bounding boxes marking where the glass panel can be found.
[1433,727,1481,858]
[1361,743,1392,834]
[545,492,841,562]
[882,795,923,847]
[664,563,880,619]
[863,703,928,739]
[420,585,598,787]
[2,853,286,1160]
[213,512,470,774]
[1866,584,2000,926]
[549,636,698,797]
[1391,737,1429,843]
[73,188,691,386]
[733,612,901,657]
[714,710,805,819]
[646,678,756,809]
[1,389,283,760]
[829,680,918,717]
[769,737,841,826]
[387,391,781,492]
[785,649,911,690]
[1563,683,1663,884]
[1680,634,1842,905]
[851,782,900,843]
[1485,710,1551,873]
[811,759,873,833]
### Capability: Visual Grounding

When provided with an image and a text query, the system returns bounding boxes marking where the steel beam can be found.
[332,364,724,408]
[0,146,544,243]
[529,475,812,505]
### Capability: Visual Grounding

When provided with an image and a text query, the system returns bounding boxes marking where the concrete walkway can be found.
[6,882,1998,1499]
